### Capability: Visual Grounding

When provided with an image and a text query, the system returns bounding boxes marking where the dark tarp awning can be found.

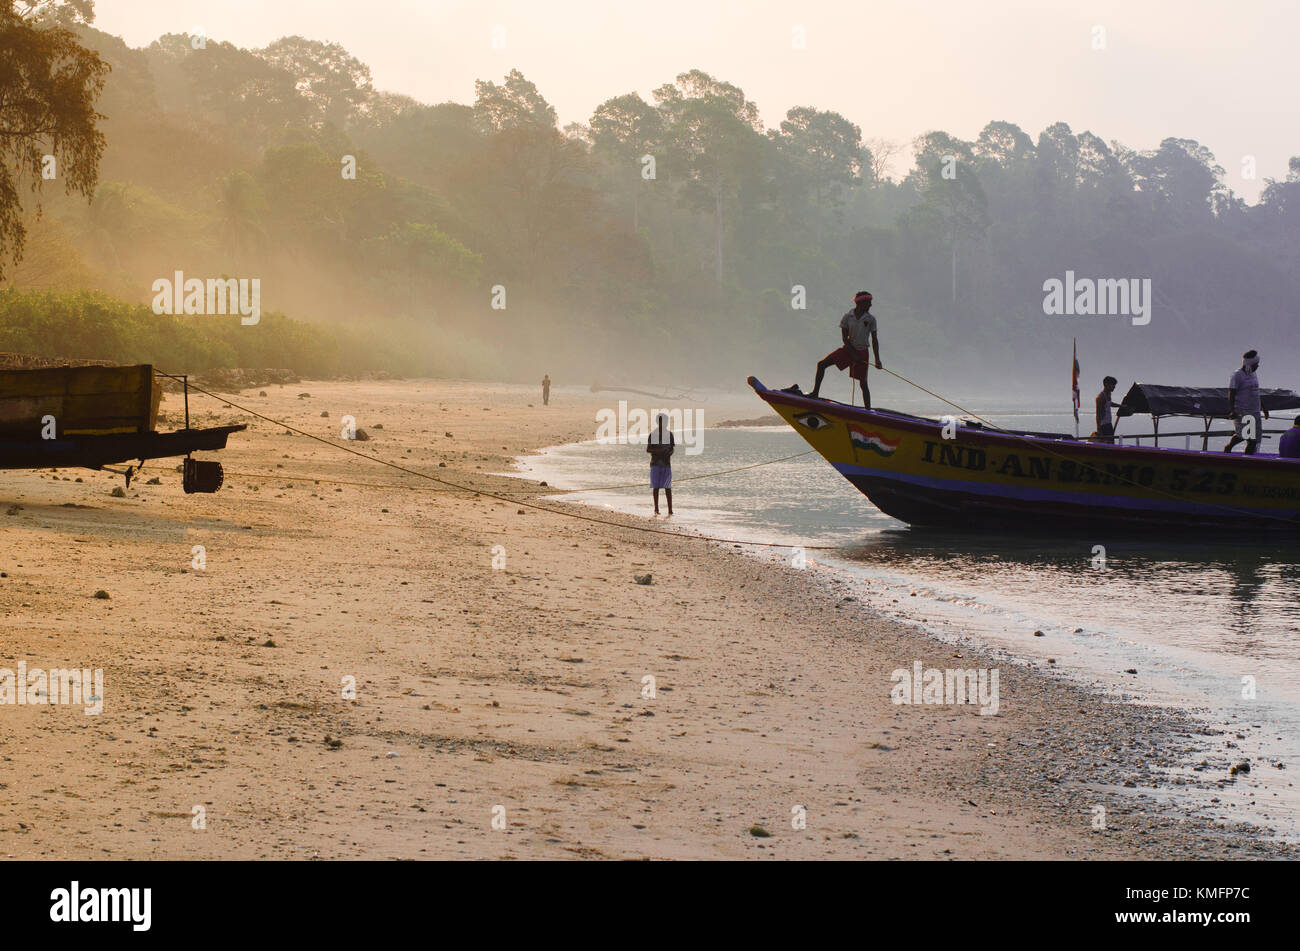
[1120,383,1300,418]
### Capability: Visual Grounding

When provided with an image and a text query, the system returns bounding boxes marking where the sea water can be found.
[513,411,1300,840]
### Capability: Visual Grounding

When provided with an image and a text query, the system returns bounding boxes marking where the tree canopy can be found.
[0,1,108,280]
[3,18,1298,392]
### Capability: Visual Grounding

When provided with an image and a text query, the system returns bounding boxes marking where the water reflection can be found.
[837,528,1300,656]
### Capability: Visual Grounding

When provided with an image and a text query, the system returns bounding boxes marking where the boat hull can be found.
[0,426,245,471]
[0,364,160,438]
[749,377,1300,532]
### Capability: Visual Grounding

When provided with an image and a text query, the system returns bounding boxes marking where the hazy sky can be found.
[94,0,1297,202]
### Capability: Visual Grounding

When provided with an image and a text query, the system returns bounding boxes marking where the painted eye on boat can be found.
[794,413,831,431]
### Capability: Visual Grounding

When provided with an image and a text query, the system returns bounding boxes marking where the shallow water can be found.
[513,417,1300,839]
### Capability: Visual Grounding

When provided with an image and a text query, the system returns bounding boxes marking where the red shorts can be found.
[825,346,870,382]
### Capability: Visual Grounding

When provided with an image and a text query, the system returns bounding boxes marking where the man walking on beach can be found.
[647,413,674,515]
[542,374,551,406]
[810,291,882,408]
[1096,376,1122,443]
[1225,350,1267,454]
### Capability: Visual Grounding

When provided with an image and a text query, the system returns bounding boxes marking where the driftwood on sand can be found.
[589,381,702,401]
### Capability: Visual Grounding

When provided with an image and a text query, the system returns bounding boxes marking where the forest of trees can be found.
[4,3,1299,396]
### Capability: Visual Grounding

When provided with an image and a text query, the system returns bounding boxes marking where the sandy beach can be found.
[0,379,1289,859]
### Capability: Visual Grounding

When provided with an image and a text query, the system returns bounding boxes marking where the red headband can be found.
[854,293,873,304]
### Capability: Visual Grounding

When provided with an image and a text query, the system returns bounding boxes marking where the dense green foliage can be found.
[0,289,398,377]
[4,8,1299,393]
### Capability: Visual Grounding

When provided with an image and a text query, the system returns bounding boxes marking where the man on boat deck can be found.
[1095,376,1121,443]
[810,291,882,408]
[1225,349,1268,455]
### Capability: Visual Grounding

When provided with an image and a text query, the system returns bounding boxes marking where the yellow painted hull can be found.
[750,377,1300,531]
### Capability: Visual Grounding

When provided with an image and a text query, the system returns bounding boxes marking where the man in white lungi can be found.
[1225,349,1268,455]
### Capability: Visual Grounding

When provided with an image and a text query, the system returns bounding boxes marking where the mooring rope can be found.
[174,378,839,550]
[179,369,1296,542]
[227,447,816,495]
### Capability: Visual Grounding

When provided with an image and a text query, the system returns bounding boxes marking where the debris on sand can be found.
[634,574,653,585]
[183,368,298,391]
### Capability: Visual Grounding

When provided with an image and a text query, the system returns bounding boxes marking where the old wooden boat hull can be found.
[0,426,244,470]
[0,364,161,438]
[749,377,1300,531]
[0,363,243,489]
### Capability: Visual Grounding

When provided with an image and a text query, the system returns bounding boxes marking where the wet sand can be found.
[0,379,1289,859]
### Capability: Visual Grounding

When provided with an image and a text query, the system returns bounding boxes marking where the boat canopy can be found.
[1119,383,1300,418]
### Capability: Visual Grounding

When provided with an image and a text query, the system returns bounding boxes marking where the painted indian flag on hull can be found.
[848,424,899,457]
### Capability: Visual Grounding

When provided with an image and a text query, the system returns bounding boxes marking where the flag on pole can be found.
[1071,338,1081,424]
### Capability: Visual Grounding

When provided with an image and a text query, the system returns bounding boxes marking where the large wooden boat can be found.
[749,376,1300,532]
[0,362,243,492]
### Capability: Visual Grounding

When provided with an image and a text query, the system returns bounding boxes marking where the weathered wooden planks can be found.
[0,364,159,438]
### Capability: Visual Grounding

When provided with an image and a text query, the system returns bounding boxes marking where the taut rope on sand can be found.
[173,378,839,550]
[226,448,817,495]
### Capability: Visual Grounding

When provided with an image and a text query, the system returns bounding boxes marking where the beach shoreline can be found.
[0,378,1289,859]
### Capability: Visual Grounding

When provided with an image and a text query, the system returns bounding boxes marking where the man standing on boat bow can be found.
[1225,349,1268,455]
[809,291,882,408]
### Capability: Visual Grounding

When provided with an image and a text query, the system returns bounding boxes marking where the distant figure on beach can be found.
[1280,418,1300,459]
[1095,376,1122,443]
[647,413,674,515]
[542,374,551,406]
[1225,350,1267,454]
[810,291,881,408]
